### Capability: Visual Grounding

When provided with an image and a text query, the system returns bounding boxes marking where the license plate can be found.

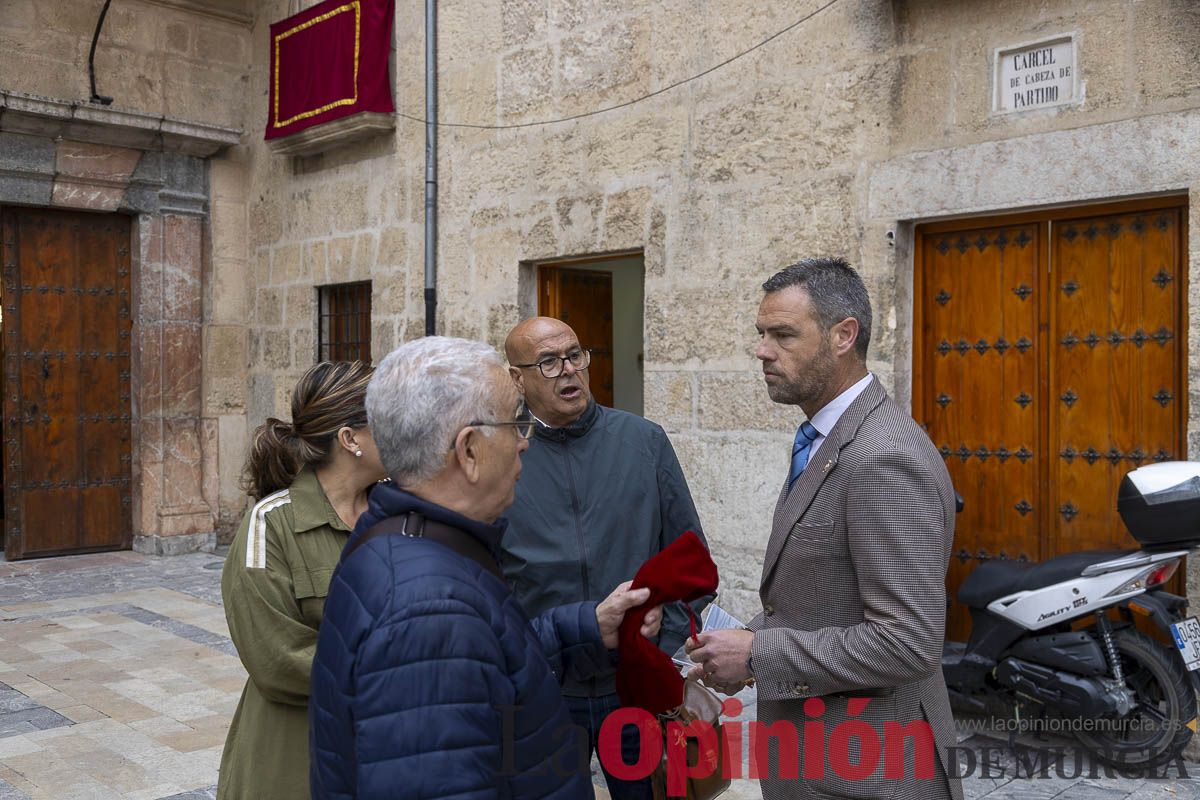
[1170,615,1200,672]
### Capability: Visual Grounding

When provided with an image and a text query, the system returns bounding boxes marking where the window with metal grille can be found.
[317,281,372,363]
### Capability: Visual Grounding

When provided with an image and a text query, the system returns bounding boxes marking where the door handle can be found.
[42,354,50,380]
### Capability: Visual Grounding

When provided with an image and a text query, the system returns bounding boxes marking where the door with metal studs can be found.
[916,200,1186,640]
[2,208,133,560]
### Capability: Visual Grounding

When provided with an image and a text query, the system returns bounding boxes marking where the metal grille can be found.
[318,281,372,363]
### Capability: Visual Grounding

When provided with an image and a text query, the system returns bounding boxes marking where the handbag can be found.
[650,676,731,800]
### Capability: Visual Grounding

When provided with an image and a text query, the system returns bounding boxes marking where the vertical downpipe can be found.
[423,0,437,336]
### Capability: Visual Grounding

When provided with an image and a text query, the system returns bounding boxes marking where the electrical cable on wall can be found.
[396,0,842,130]
[88,0,115,105]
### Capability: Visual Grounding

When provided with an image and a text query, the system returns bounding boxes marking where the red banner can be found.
[265,0,395,140]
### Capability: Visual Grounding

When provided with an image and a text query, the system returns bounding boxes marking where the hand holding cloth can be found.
[616,531,719,714]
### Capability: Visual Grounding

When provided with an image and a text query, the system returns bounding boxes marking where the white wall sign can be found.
[994,36,1077,113]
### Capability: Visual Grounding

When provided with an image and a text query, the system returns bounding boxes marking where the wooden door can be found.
[916,200,1186,641]
[538,266,614,407]
[2,208,132,559]
[919,223,1045,640]
[1049,209,1183,555]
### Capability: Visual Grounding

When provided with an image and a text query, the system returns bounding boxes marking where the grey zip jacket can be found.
[500,400,712,697]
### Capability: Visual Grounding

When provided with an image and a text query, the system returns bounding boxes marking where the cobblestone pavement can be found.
[0,549,1195,799]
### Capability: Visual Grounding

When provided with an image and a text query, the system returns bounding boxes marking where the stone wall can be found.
[234,0,1200,621]
[3,0,1195,697]
[240,0,428,444]
[889,0,1200,155]
[206,153,254,540]
[0,0,250,551]
[0,116,235,555]
[0,0,252,130]
[240,0,907,615]
[239,0,905,615]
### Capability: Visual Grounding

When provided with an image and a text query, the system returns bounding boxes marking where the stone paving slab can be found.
[0,549,1196,798]
[0,552,236,799]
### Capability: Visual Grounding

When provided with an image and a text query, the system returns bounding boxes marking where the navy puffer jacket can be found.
[309,482,610,799]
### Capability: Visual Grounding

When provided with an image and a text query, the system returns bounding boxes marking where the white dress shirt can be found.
[804,372,873,466]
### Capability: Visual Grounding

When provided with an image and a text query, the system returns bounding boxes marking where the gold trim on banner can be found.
[272,1,362,130]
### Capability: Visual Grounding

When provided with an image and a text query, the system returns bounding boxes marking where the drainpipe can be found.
[423,0,437,336]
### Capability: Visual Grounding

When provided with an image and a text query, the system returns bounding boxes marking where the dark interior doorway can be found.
[536,254,645,415]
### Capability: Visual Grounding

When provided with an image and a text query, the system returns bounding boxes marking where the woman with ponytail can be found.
[217,361,385,800]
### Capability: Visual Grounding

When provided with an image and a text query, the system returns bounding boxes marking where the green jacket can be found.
[217,468,351,800]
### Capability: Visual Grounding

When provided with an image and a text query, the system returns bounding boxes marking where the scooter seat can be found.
[957,550,1132,609]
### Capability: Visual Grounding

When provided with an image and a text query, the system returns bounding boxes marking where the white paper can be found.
[702,603,745,633]
[670,603,746,673]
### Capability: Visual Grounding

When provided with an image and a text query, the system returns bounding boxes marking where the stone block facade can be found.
[2,2,1200,682]
[0,0,250,552]
[0,83,240,557]
[0,0,251,130]
[230,0,1200,628]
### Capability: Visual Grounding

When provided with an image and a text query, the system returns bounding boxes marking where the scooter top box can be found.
[1118,461,1200,550]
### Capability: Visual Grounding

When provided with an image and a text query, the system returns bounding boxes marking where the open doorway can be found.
[534,254,644,416]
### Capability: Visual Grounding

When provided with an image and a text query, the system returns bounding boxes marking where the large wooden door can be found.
[2,208,133,559]
[1049,209,1183,556]
[919,221,1045,641]
[538,266,614,408]
[916,200,1186,640]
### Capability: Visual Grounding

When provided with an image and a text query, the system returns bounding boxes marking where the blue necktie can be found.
[788,421,819,489]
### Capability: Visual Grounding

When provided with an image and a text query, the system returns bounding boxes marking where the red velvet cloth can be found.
[266,0,395,140]
[616,531,719,714]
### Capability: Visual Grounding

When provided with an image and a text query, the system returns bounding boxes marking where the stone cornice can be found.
[0,91,242,158]
[265,112,395,157]
[130,0,253,27]
[868,109,1200,221]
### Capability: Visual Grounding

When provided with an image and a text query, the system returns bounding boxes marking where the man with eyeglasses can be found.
[502,316,710,800]
[309,336,665,799]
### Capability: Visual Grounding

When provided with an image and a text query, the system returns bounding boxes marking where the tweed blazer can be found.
[748,377,963,800]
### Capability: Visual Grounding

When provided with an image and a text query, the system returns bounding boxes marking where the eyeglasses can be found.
[467,401,535,440]
[512,348,592,379]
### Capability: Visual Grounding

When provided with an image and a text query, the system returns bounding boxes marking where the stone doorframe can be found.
[865,109,1200,435]
[0,90,240,556]
[865,114,1200,753]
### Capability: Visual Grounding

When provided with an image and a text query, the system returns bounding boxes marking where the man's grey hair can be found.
[762,257,873,360]
[366,336,505,485]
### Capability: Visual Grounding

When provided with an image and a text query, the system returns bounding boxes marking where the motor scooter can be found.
[942,461,1200,767]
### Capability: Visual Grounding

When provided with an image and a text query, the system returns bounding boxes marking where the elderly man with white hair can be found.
[308,336,661,800]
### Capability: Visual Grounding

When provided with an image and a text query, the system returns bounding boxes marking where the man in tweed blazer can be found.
[688,258,962,800]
